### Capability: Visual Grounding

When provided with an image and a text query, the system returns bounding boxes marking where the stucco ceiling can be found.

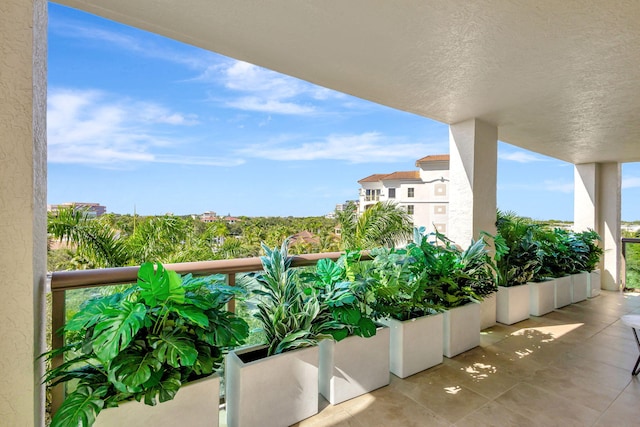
[57,0,640,164]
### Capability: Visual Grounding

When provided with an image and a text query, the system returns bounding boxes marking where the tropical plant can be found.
[300,253,377,340]
[48,206,130,268]
[574,229,603,272]
[535,227,581,278]
[416,229,489,308]
[245,239,326,356]
[41,262,249,427]
[483,211,542,287]
[336,201,413,250]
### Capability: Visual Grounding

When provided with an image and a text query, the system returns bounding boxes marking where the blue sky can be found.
[47,4,640,220]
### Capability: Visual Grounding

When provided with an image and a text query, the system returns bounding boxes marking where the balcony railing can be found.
[49,250,371,414]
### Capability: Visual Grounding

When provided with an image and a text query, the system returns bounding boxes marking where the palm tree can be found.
[336,201,413,250]
[48,207,130,268]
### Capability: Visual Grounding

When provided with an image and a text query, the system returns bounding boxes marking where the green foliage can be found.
[483,211,541,287]
[300,255,377,340]
[336,201,412,250]
[367,227,493,320]
[41,263,249,427]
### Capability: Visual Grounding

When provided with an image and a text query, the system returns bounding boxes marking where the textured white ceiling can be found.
[58,0,640,163]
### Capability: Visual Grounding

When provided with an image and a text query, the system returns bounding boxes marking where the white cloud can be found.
[499,151,548,163]
[216,60,343,115]
[237,132,443,163]
[48,88,243,167]
[623,176,640,189]
[542,180,573,193]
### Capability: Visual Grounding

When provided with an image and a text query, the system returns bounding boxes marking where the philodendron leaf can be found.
[357,317,377,338]
[152,331,198,368]
[137,262,185,306]
[315,258,343,285]
[50,385,106,427]
[92,301,146,362]
[65,295,119,332]
[170,305,209,329]
[109,351,161,391]
[142,370,182,406]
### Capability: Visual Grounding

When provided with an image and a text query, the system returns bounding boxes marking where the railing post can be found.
[50,288,66,414]
[227,273,236,313]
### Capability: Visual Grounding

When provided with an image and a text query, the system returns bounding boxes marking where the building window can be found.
[435,183,447,196]
[365,189,381,202]
[407,205,414,214]
[435,223,447,234]
[388,188,396,199]
[434,205,447,215]
[408,187,415,198]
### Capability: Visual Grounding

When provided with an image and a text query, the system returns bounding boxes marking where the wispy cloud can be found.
[499,151,549,163]
[623,176,640,189]
[542,180,573,193]
[237,132,444,163]
[213,60,344,115]
[48,88,243,167]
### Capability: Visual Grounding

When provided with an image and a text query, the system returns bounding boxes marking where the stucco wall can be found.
[0,0,47,425]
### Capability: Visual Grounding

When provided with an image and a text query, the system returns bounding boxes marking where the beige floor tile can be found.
[342,386,450,427]
[454,401,540,427]
[593,388,640,427]
[495,383,601,426]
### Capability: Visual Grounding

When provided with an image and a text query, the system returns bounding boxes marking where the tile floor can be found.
[290,290,640,427]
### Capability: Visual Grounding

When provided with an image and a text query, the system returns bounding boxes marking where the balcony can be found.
[49,256,640,427]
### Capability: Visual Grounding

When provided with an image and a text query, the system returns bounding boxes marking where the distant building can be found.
[200,211,217,223]
[47,202,107,217]
[357,154,449,234]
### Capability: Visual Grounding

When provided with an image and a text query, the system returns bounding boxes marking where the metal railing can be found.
[49,251,370,413]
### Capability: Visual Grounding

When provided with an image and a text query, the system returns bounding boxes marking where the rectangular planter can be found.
[496,284,530,325]
[226,345,318,427]
[589,269,601,297]
[381,313,443,378]
[571,272,589,303]
[529,279,555,316]
[319,326,390,404]
[554,275,572,308]
[480,292,497,330]
[443,302,480,358]
[95,375,219,427]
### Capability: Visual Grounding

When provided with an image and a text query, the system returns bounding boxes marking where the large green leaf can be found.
[170,305,209,329]
[315,258,343,285]
[152,331,198,368]
[50,385,106,427]
[109,351,161,391]
[137,262,185,306]
[92,301,146,362]
[142,371,182,406]
[65,295,119,332]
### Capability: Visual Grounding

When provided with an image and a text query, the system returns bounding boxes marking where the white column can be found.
[574,163,599,231]
[574,162,621,291]
[448,118,498,248]
[0,0,47,425]
[599,163,621,290]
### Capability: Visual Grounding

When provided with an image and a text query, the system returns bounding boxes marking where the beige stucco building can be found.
[358,155,450,235]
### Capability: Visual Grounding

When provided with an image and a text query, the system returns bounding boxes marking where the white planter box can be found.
[381,313,443,378]
[226,345,318,427]
[571,272,589,303]
[496,284,530,325]
[589,269,601,297]
[443,302,480,358]
[319,326,390,404]
[554,275,572,308]
[480,292,497,330]
[95,375,219,427]
[529,279,555,316]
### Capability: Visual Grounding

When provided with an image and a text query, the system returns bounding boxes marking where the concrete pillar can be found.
[573,162,621,291]
[0,0,47,425]
[599,163,621,290]
[448,118,498,248]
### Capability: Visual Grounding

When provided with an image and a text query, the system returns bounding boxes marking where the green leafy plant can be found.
[41,262,249,427]
[576,229,603,272]
[300,252,377,340]
[483,211,541,287]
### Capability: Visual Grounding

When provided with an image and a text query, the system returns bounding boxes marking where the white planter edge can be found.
[496,284,530,325]
[443,302,480,358]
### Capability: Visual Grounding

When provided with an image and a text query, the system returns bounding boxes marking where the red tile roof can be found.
[415,154,450,164]
[382,171,421,180]
[358,174,389,183]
